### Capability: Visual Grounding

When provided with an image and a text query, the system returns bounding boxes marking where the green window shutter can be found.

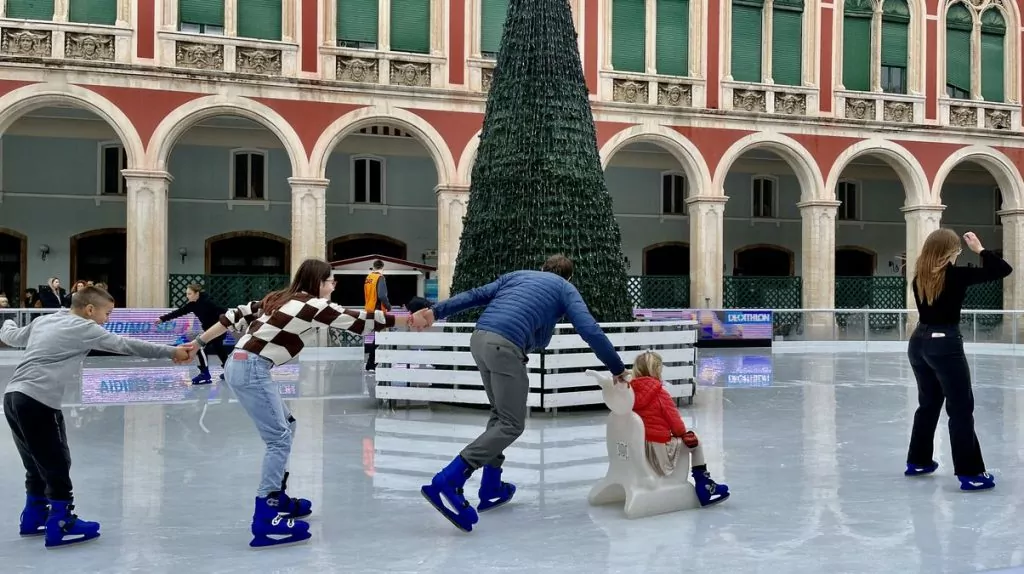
[656,0,689,76]
[180,0,225,27]
[880,0,909,67]
[69,0,116,24]
[612,0,646,72]
[390,0,430,53]
[338,0,379,45]
[945,3,972,94]
[981,8,1005,102]
[237,0,281,40]
[481,0,509,56]
[6,0,54,20]
[842,16,870,90]
[771,5,802,86]
[731,1,763,82]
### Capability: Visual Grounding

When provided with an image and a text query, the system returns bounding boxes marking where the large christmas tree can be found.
[449,0,631,322]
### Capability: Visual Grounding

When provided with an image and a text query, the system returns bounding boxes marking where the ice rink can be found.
[2,348,1024,573]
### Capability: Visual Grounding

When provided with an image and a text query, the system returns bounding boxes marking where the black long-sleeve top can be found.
[912,249,1013,326]
[159,293,227,330]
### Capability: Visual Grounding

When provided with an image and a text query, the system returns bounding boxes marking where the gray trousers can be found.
[460,330,530,469]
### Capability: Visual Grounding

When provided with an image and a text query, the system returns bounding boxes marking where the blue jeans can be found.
[224,350,296,497]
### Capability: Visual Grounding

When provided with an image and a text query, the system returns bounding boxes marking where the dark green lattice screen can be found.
[945,3,972,96]
[612,0,646,72]
[390,0,430,53]
[7,0,54,20]
[237,0,281,40]
[656,0,689,76]
[732,0,763,82]
[481,0,509,55]
[338,0,378,45]
[881,0,909,91]
[981,8,1006,102]
[771,0,802,86]
[842,0,871,91]
[70,0,116,24]
[180,0,225,26]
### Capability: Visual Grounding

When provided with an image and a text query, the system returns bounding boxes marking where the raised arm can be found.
[562,284,625,376]
[311,301,405,335]
[961,249,1013,286]
[0,319,33,348]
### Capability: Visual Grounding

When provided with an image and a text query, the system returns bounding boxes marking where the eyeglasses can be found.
[322,278,336,284]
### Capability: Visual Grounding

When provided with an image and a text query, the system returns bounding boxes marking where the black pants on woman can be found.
[906,324,986,476]
[198,334,230,369]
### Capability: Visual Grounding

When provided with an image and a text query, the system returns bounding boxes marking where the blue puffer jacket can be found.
[431,270,625,375]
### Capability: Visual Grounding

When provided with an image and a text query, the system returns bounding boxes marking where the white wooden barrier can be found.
[374,320,698,410]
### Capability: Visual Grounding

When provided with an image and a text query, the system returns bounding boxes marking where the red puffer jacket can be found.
[630,376,687,443]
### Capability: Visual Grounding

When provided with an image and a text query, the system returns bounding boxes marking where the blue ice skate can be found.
[421,456,479,532]
[250,496,311,548]
[905,461,939,476]
[44,501,100,548]
[693,469,730,507]
[192,367,213,385]
[958,472,995,491]
[276,472,312,519]
[19,494,48,536]
[477,465,516,512]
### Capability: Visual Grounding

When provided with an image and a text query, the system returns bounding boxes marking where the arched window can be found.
[481,0,510,58]
[980,8,1006,102]
[655,0,689,76]
[179,0,225,34]
[612,0,646,72]
[843,0,909,93]
[880,0,910,93]
[842,0,872,91]
[945,3,973,100]
[771,0,803,86]
[731,0,764,82]
[338,0,379,48]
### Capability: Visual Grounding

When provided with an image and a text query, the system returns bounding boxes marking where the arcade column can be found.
[288,178,328,274]
[123,170,172,308]
[798,200,841,336]
[901,204,944,311]
[436,184,470,300]
[998,209,1024,339]
[688,196,728,308]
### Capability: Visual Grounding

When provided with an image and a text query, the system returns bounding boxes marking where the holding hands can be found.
[172,341,198,364]
[407,309,435,331]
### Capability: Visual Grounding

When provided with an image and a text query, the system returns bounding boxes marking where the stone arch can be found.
[309,105,456,186]
[712,133,824,202]
[147,95,308,177]
[734,244,796,276]
[328,233,409,261]
[204,230,291,274]
[599,124,714,195]
[931,145,1024,209]
[0,83,145,168]
[456,128,482,186]
[642,241,690,275]
[825,139,930,205]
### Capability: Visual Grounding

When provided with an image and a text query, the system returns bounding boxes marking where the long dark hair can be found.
[260,258,333,315]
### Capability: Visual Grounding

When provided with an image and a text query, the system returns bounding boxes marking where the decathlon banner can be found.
[632,308,773,343]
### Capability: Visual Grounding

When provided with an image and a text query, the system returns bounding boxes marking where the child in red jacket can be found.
[630,350,729,507]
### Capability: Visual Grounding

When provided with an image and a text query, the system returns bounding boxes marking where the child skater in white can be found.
[191,258,407,547]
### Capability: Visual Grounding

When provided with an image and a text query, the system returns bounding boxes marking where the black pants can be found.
[365,342,376,370]
[197,334,229,370]
[4,392,73,500]
[906,324,986,476]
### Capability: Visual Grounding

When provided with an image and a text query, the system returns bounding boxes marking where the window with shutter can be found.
[655,0,689,77]
[69,0,116,24]
[980,8,1005,102]
[612,0,646,72]
[237,0,282,40]
[7,0,54,20]
[731,0,763,83]
[945,3,972,98]
[390,0,431,53]
[842,0,871,91]
[481,0,510,58]
[880,0,909,94]
[771,0,802,86]
[179,0,225,31]
[337,0,379,48]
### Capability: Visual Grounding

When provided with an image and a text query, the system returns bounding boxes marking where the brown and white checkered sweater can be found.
[219,294,396,366]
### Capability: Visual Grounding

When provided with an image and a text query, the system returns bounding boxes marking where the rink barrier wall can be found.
[373,320,699,410]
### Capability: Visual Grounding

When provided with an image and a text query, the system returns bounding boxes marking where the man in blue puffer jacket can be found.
[412,254,627,532]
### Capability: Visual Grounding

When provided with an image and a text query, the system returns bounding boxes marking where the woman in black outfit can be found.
[905,229,1011,491]
[156,284,229,385]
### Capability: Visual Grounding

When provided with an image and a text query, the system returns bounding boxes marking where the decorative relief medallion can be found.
[883,101,914,123]
[236,48,281,75]
[775,93,806,115]
[732,90,766,112]
[64,33,114,61]
[336,56,379,83]
[1,29,51,57]
[949,106,978,127]
[985,109,1012,130]
[481,67,494,92]
[390,61,431,87]
[612,79,648,104]
[844,98,876,120]
[657,83,691,107]
[175,42,224,70]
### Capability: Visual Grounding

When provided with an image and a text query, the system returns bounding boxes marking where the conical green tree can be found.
[449,0,631,322]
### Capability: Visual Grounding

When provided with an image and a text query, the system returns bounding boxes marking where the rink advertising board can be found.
[695,353,774,387]
[100,309,239,346]
[79,364,300,404]
[633,309,773,347]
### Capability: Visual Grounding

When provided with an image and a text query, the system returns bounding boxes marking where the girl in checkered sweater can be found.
[630,350,729,507]
[193,258,408,547]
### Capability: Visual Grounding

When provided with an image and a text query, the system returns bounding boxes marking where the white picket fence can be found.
[374,320,698,410]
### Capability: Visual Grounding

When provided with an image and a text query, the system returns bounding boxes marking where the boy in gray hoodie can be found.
[1,286,193,548]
